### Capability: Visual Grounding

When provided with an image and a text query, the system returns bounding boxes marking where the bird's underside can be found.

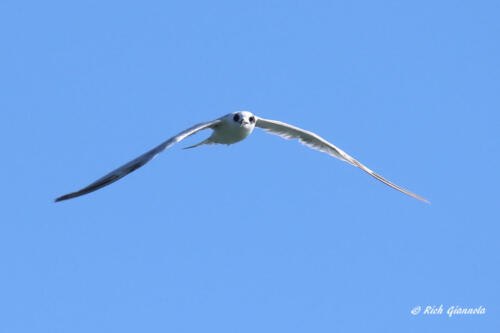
[55,111,428,203]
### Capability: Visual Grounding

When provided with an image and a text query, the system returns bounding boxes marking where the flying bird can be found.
[55,111,428,203]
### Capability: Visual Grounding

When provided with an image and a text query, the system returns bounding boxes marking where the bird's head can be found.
[226,111,256,128]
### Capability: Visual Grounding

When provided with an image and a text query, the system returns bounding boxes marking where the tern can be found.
[55,111,428,203]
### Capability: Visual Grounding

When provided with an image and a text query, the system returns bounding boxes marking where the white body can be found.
[207,111,256,145]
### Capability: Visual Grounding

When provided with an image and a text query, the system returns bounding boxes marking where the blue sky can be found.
[1,0,499,332]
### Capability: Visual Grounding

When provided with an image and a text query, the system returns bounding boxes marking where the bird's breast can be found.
[211,123,254,145]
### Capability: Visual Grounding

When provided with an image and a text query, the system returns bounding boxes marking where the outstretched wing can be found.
[255,116,428,203]
[55,119,221,202]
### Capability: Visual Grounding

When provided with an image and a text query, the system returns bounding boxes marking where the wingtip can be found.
[414,194,431,204]
[54,193,76,202]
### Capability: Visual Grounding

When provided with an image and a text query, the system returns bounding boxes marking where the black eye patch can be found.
[249,116,255,123]
[233,114,240,122]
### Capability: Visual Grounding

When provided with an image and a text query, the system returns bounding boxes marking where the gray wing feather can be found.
[255,116,429,203]
[55,119,221,202]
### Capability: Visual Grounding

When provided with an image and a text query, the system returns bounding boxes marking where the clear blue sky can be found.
[1,0,499,332]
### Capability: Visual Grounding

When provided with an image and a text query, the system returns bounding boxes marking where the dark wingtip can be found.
[54,192,78,202]
[54,196,67,203]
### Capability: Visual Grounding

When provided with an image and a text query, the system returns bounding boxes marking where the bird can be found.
[55,111,428,203]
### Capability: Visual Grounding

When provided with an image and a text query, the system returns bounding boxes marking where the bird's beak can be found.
[240,120,249,127]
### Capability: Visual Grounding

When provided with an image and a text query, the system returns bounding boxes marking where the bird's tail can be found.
[183,138,213,149]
